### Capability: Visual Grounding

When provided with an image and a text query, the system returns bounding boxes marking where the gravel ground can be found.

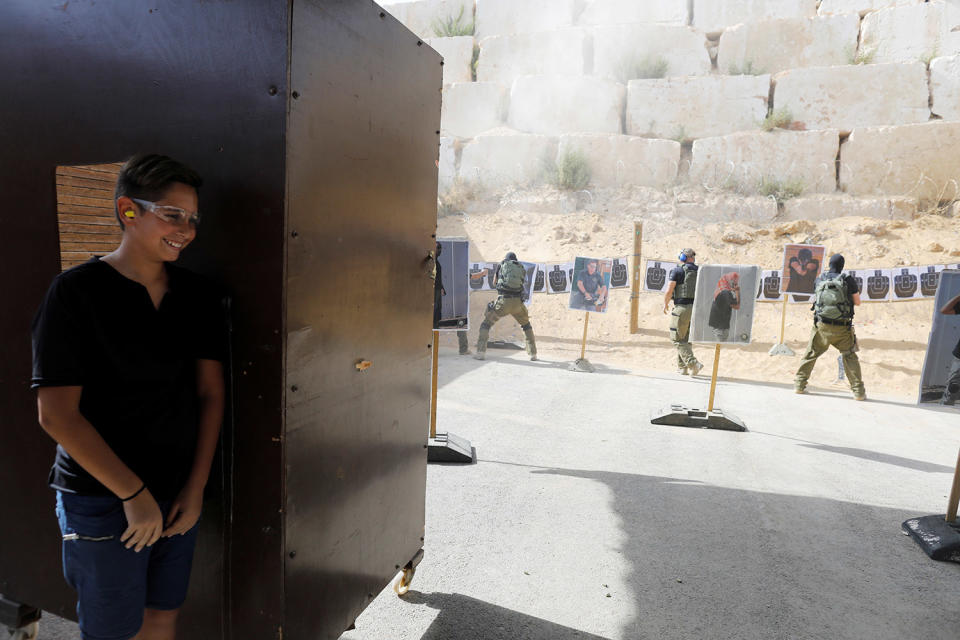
[23,345,960,639]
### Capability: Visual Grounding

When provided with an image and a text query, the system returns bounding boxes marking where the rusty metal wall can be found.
[282,1,440,638]
[0,2,290,638]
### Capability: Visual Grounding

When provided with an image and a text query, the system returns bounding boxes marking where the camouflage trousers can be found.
[795,322,865,397]
[669,304,697,368]
[476,296,536,356]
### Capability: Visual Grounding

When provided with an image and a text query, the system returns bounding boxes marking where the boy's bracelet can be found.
[121,483,146,502]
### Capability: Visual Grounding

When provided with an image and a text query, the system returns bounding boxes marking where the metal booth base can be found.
[768,343,795,356]
[651,405,747,432]
[902,515,960,562]
[428,432,474,463]
[569,358,595,373]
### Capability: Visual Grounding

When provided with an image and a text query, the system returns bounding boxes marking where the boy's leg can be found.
[132,609,178,640]
[942,357,960,405]
[457,330,470,354]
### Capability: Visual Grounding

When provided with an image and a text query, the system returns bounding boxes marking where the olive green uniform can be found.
[476,295,536,357]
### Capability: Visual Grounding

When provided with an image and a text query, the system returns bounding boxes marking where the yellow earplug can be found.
[124,211,135,218]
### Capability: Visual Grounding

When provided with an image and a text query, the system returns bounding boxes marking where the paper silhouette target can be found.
[920,265,946,298]
[569,257,613,313]
[757,269,783,301]
[610,257,629,289]
[547,262,574,294]
[892,266,921,300]
[690,264,761,344]
[643,259,670,292]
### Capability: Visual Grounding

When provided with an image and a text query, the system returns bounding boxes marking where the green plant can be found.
[669,125,691,144]
[758,176,804,204]
[431,6,475,37]
[761,107,793,132]
[552,150,591,190]
[619,54,669,82]
[846,44,876,65]
[470,43,480,81]
[727,60,764,75]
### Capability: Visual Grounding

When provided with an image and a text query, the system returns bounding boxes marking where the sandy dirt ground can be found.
[438,190,959,399]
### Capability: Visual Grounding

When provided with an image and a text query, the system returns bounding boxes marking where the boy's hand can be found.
[163,482,204,536]
[121,489,163,552]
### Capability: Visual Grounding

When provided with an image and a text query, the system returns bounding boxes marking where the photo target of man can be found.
[782,244,825,300]
[569,257,612,313]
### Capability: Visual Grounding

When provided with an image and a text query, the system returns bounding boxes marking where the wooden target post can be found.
[570,311,596,373]
[629,221,643,334]
[769,295,795,356]
[707,344,722,412]
[427,329,472,462]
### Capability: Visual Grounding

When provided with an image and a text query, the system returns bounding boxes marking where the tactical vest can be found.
[814,272,853,322]
[497,260,526,293]
[673,263,697,302]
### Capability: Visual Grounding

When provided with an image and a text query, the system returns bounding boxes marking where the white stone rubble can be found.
[458,132,558,189]
[592,25,711,81]
[717,16,859,76]
[509,76,625,135]
[441,82,508,138]
[626,75,770,140]
[692,0,817,33]
[475,0,576,38]
[427,36,475,84]
[477,29,587,85]
[839,121,960,202]
[578,0,689,26]
[689,130,839,194]
[783,195,917,220]
[556,134,681,188]
[773,63,930,132]
[930,54,960,120]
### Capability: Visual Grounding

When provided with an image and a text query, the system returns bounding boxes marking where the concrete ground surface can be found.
[27,346,960,639]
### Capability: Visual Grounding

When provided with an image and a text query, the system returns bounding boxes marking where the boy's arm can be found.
[941,292,960,315]
[164,358,224,536]
[37,386,163,552]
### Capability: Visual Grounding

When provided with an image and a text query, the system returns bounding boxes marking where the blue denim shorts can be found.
[55,491,199,640]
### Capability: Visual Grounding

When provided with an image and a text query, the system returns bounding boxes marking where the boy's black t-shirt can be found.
[31,257,228,500]
[953,300,960,359]
[708,290,737,331]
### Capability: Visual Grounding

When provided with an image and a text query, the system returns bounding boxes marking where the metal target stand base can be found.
[569,358,595,373]
[651,405,747,432]
[901,515,960,562]
[427,432,475,463]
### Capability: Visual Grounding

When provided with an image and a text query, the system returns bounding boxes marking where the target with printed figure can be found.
[920,265,945,298]
[892,267,921,300]
[866,269,891,301]
[643,259,670,292]
[610,257,629,288]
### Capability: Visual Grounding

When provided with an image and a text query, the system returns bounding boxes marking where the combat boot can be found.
[522,326,537,361]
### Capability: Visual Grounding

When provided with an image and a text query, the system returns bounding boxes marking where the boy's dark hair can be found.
[113,154,203,228]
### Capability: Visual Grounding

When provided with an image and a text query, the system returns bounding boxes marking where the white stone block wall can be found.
[930,54,960,120]
[782,195,917,220]
[692,0,817,33]
[509,76,625,135]
[817,0,924,17]
[627,75,770,140]
[717,16,859,76]
[441,82,508,138]
[592,25,711,81]
[578,0,688,26]
[773,63,929,132]
[475,0,576,38]
[385,0,476,40]
[557,134,681,188]
[690,130,840,194]
[860,1,960,64]
[477,29,587,85]
[438,137,457,192]
[459,132,559,189]
[840,121,960,202]
[427,36,475,84]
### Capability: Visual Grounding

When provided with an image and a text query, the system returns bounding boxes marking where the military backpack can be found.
[814,273,853,321]
[498,260,526,293]
[673,263,697,301]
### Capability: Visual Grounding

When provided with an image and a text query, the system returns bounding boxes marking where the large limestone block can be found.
[438,137,457,192]
[717,16,859,76]
[690,130,839,194]
[817,0,924,17]
[441,82,507,138]
[839,121,960,202]
[693,0,817,33]
[931,54,960,120]
[592,25,711,81]
[556,134,681,188]
[782,195,917,220]
[477,29,587,85]
[860,1,960,64]
[773,63,930,132]
[626,75,770,140]
[579,0,688,26]
[385,0,475,40]
[475,0,576,37]
[458,131,558,189]
[509,76,625,135]
[427,36,475,84]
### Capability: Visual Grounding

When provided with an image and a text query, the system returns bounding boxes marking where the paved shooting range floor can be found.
[342,347,960,640]
[34,347,959,639]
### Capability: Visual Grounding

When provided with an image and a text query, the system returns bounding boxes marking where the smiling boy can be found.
[31,154,226,640]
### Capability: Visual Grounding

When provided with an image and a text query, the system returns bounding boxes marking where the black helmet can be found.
[505,251,517,261]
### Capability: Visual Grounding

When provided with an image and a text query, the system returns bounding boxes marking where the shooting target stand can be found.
[769,297,795,356]
[651,344,747,432]
[569,312,596,373]
[427,331,474,463]
[901,447,960,562]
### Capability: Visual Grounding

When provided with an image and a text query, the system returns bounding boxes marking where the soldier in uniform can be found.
[663,249,703,376]
[475,252,537,361]
[794,253,866,400]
